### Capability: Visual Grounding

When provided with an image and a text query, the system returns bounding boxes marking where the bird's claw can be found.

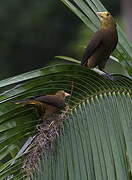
[102,73,114,81]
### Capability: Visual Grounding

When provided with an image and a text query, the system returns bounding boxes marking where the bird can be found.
[81,11,118,79]
[14,90,70,120]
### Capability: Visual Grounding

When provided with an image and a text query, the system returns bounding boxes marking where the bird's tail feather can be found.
[13,99,39,105]
[13,99,28,104]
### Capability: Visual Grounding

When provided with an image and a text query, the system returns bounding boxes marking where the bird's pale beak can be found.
[64,92,71,97]
[96,12,104,18]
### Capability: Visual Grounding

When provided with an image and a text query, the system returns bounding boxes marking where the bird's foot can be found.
[102,73,114,81]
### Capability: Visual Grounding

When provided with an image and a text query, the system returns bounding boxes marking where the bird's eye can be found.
[106,13,110,16]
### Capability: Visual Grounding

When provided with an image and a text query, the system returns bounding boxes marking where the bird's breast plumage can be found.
[102,29,118,50]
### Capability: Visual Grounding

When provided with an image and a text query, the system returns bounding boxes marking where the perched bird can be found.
[14,90,70,120]
[81,11,118,78]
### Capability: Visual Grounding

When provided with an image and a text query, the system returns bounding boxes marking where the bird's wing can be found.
[81,30,103,65]
[35,95,65,108]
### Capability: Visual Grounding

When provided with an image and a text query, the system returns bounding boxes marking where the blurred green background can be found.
[0,0,131,79]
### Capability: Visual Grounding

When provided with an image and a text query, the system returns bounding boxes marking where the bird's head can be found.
[55,90,70,99]
[96,11,116,29]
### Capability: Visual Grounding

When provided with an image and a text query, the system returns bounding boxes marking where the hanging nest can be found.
[22,106,70,177]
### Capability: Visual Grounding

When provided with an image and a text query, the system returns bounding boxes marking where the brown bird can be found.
[81,12,118,79]
[14,90,70,120]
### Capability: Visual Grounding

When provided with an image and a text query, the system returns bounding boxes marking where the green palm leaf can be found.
[0,64,132,179]
[56,55,130,76]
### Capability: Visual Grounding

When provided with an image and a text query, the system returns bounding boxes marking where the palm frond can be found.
[0,64,132,179]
